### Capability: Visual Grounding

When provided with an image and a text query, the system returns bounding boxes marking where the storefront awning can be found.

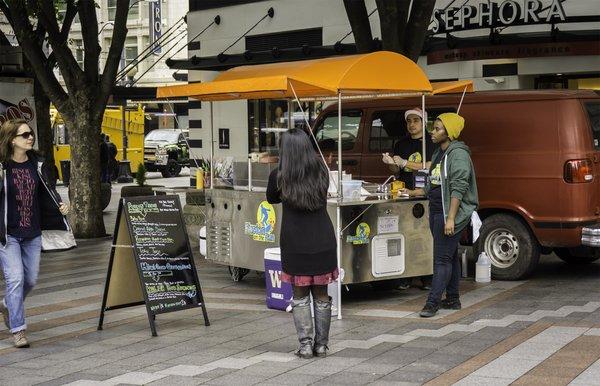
[431,80,474,94]
[157,51,433,101]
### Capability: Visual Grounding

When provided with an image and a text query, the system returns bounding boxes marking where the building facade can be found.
[178,0,599,185]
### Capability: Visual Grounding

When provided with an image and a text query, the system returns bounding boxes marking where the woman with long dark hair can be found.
[0,119,69,348]
[266,128,337,359]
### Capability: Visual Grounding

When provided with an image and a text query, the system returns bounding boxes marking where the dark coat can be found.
[266,169,337,276]
[0,152,69,247]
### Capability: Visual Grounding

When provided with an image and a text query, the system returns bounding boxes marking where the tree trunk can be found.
[403,0,436,62]
[376,0,410,53]
[66,95,106,238]
[343,0,374,53]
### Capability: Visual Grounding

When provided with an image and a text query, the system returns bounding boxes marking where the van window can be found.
[369,110,406,153]
[314,110,362,151]
[584,102,600,150]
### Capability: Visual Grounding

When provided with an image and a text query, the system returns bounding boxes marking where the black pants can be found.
[427,212,462,306]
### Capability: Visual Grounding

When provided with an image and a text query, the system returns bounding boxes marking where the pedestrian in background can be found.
[403,113,478,317]
[0,119,69,348]
[266,128,337,359]
[100,133,110,183]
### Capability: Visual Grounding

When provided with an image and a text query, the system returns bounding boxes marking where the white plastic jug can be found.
[475,252,491,283]
[199,226,207,256]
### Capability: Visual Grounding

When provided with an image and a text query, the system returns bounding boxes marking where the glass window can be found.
[108,0,138,21]
[369,110,406,153]
[314,110,362,151]
[584,102,600,150]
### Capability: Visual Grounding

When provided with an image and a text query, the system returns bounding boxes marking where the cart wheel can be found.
[228,266,250,282]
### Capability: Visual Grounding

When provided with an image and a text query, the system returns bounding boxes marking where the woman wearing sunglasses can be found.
[0,119,69,348]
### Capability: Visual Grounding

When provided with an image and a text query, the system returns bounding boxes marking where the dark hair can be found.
[0,118,29,163]
[277,129,328,211]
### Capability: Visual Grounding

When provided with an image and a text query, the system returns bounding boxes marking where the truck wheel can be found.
[161,159,181,178]
[228,266,250,282]
[555,247,600,264]
[474,214,540,280]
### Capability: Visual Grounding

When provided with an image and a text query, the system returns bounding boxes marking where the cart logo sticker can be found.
[245,201,276,242]
[346,222,371,245]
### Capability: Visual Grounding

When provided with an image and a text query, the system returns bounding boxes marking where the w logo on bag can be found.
[268,269,282,288]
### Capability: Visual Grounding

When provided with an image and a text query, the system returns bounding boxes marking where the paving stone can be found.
[378,369,437,383]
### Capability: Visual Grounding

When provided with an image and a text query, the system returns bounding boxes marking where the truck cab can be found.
[144,129,190,178]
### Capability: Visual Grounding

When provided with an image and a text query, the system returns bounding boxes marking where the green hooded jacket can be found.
[423,141,479,232]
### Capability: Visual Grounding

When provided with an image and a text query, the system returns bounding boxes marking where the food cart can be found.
[157,52,473,318]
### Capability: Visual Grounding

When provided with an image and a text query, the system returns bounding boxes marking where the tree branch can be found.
[60,0,78,41]
[342,0,374,53]
[403,0,436,61]
[4,0,69,109]
[35,0,82,89]
[99,0,130,107]
[78,0,100,84]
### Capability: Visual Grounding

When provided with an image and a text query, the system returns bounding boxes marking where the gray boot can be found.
[313,297,332,357]
[291,296,314,359]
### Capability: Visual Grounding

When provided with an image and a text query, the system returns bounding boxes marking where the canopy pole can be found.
[457,85,468,114]
[210,101,214,189]
[421,94,426,170]
[337,91,343,320]
[287,81,335,190]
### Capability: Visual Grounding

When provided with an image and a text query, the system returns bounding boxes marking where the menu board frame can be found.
[98,195,209,336]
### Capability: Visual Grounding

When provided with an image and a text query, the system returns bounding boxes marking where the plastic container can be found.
[264,248,293,311]
[342,179,362,199]
[475,252,491,283]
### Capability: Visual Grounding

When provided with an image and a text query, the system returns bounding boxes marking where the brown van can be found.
[313,90,600,280]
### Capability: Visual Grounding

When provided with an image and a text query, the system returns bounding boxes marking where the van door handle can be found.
[341,159,358,166]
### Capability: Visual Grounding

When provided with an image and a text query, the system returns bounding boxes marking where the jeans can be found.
[0,235,42,333]
[427,212,462,306]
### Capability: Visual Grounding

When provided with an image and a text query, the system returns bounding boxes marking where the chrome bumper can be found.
[582,224,600,247]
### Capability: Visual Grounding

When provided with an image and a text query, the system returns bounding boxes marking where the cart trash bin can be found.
[264,248,293,311]
[60,160,71,186]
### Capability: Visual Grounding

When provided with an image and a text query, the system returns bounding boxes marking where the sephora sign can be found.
[431,0,567,34]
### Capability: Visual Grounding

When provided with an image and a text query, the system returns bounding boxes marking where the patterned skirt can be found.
[281,268,339,287]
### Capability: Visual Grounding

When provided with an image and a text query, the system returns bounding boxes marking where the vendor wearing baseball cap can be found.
[382,107,436,190]
[382,107,436,290]
[403,112,479,317]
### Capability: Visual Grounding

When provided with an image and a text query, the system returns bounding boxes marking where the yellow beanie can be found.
[438,113,465,140]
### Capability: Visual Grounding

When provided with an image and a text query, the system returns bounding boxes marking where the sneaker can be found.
[0,302,9,330]
[397,279,411,290]
[440,298,462,310]
[13,330,30,348]
[419,303,439,318]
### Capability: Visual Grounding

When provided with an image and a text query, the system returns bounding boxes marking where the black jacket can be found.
[0,152,69,247]
[266,169,337,276]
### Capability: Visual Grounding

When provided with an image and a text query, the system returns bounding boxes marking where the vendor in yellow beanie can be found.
[437,113,465,140]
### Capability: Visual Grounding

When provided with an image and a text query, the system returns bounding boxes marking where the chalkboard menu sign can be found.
[98,195,209,336]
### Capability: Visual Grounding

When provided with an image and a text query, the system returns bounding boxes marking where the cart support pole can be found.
[210,101,214,188]
[422,94,426,170]
[337,91,343,320]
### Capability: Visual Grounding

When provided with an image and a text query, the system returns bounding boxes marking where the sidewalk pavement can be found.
[1,184,600,385]
[1,239,599,385]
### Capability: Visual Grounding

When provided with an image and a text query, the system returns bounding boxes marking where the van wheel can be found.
[474,214,540,281]
[161,159,181,178]
[555,247,600,264]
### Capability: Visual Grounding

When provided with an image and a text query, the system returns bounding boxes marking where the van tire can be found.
[474,214,540,281]
[161,159,181,178]
[555,247,600,264]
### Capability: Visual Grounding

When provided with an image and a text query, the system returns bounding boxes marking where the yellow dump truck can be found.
[51,106,145,181]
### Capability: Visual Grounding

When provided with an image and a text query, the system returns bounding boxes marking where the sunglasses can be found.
[15,131,35,139]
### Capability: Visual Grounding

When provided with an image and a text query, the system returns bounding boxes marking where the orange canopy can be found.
[156,51,433,101]
[431,80,474,94]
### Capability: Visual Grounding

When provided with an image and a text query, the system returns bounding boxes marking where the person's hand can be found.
[445,217,455,236]
[382,153,395,165]
[58,203,69,215]
[400,189,413,197]
[393,155,408,168]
